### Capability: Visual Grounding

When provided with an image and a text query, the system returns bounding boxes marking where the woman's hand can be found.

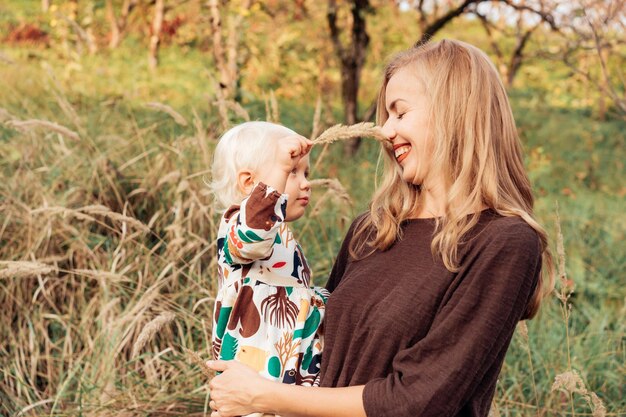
[207,360,272,417]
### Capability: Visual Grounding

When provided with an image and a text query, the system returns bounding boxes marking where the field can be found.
[0,1,624,416]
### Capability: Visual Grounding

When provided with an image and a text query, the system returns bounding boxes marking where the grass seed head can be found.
[183,348,213,379]
[145,102,188,126]
[6,118,80,141]
[313,122,390,149]
[0,261,56,279]
[132,312,176,358]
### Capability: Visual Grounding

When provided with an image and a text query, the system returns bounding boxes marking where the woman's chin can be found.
[400,170,421,185]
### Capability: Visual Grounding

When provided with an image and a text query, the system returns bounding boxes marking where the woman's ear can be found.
[237,170,256,195]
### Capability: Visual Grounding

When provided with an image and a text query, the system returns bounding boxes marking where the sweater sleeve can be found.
[223,182,287,265]
[362,221,542,417]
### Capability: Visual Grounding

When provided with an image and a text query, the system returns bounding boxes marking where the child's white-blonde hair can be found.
[210,121,297,211]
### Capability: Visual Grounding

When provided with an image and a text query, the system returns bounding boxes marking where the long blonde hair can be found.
[351,39,554,319]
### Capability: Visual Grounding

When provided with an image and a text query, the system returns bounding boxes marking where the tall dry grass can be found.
[0,86,374,415]
[0,85,623,417]
[1,94,223,414]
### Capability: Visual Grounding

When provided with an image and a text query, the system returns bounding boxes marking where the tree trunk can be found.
[105,0,135,49]
[327,0,370,156]
[148,0,165,70]
[42,0,50,12]
[341,61,360,154]
[208,0,253,128]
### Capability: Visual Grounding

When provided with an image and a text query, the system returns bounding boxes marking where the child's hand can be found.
[275,134,313,174]
[253,134,312,194]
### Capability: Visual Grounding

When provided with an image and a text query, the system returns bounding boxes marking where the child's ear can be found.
[237,170,256,195]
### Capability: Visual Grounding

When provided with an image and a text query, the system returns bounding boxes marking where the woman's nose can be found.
[380,120,396,142]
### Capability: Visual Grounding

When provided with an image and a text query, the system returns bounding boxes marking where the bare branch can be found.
[416,0,486,46]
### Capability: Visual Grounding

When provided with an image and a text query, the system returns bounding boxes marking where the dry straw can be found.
[5,119,80,141]
[145,102,188,126]
[309,178,352,207]
[0,261,56,279]
[224,99,251,121]
[80,205,150,232]
[132,312,176,358]
[312,122,389,148]
[0,107,16,122]
[182,348,213,379]
[265,90,280,123]
[551,370,607,417]
[30,204,151,233]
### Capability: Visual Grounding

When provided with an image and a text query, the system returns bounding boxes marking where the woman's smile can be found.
[393,143,412,163]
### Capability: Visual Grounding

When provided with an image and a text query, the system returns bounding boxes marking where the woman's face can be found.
[380,66,434,186]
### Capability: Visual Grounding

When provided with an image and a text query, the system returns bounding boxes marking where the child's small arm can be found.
[223,182,287,265]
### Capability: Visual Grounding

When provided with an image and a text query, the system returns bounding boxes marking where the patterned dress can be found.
[212,182,329,388]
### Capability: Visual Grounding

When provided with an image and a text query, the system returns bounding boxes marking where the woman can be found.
[206,39,554,417]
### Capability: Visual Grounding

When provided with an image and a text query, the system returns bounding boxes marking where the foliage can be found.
[0,1,624,416]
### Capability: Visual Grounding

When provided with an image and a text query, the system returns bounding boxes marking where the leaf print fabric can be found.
[212,182,328,387]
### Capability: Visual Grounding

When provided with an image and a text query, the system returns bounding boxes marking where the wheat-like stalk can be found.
[70,269,130,282]
[551,370,607,417]
[131,312,176,358]
[5,119,80,141]
[554,202,574,302]
[589,392,607,417]
[145,102,188,126]
[80,205,150,232]
[182,347,213,379]
[309,96,323,140]
[310,178,352,206]
[516,320,529,342]
[552,370,587,395]
[0,107,16,122]
[30,205,150,233]
[312,122,389,148]
[226,100,251,121]
[0,261,56,279]
[268,90,279,123]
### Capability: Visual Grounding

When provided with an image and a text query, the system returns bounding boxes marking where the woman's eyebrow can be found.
[387,98,407,112]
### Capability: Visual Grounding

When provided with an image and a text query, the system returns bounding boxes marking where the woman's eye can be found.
[397,112,405,120]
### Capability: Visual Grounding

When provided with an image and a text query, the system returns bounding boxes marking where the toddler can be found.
[210,121,329,391]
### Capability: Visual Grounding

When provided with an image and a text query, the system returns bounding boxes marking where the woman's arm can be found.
[207,360,366,417]
[361,220,543,416]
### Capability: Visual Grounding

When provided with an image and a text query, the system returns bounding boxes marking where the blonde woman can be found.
[207,39,554,417]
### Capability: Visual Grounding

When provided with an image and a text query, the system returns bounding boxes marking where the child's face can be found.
[283,154,311,222]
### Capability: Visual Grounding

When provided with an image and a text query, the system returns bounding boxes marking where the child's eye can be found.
[290,168,297,175]
[304,171,310,178]
[397,112,406,120]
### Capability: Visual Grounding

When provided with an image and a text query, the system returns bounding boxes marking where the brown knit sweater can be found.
[319,210,541,417]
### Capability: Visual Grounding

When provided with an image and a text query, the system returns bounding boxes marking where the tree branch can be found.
[416,0,485,46]
[496,0,558,31]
